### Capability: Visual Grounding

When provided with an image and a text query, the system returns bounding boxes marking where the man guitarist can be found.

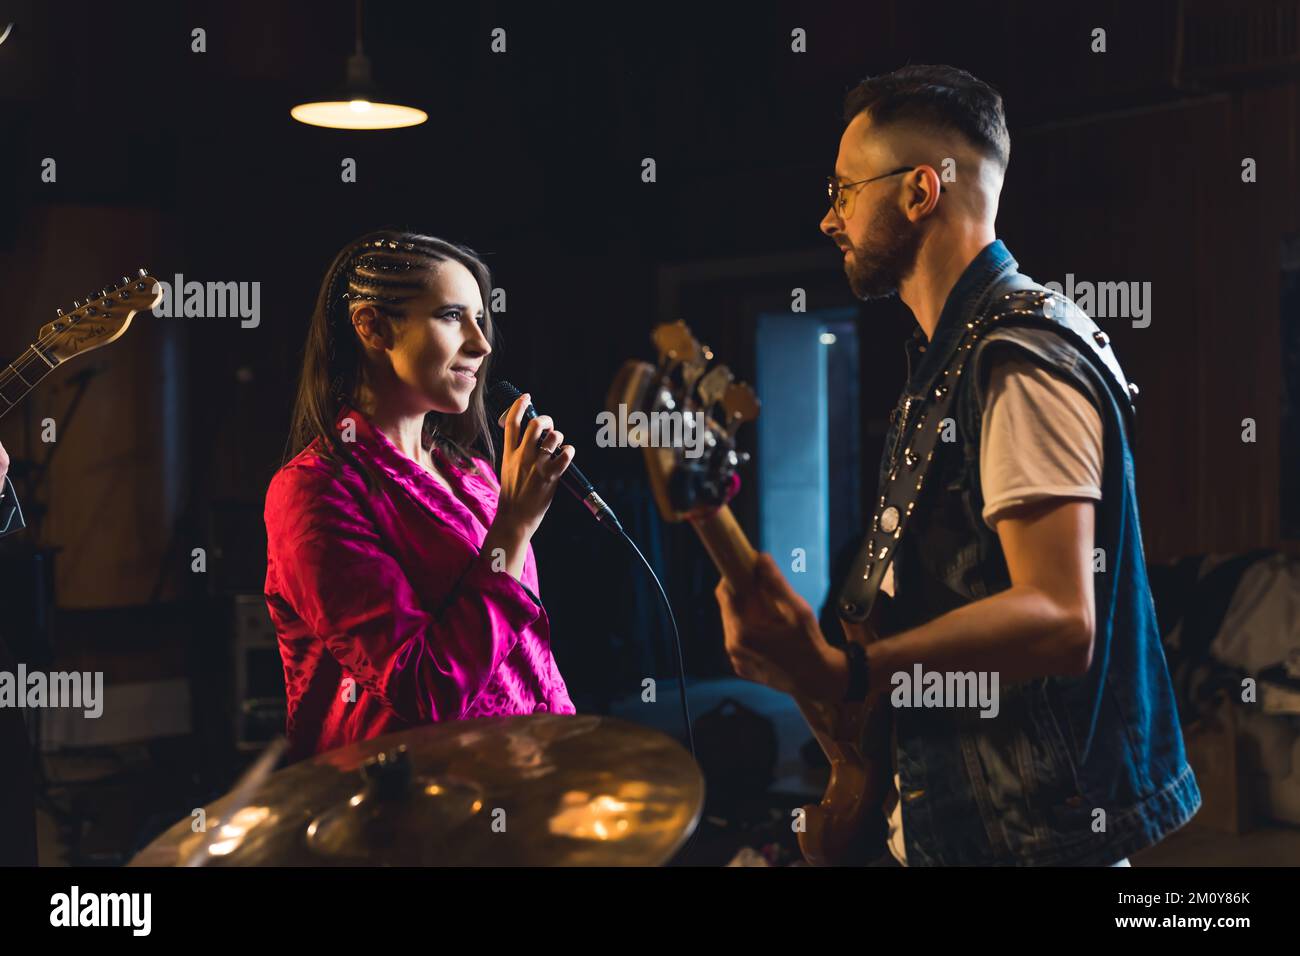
[715,65,1200,866]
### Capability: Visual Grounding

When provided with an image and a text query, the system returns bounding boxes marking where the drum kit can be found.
[131,714,703,866]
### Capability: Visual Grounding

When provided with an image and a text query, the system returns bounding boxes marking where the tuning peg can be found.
[73,300,82,308]
[137,267,148,277]
[121,276,131,286]
[56,308,64,316]
[101,288,110,297]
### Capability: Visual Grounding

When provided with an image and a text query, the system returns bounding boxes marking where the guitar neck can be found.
[0,346,59,420]
[688,504,757,590]
[688,501,853,765]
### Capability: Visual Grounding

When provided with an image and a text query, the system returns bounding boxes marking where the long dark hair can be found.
[284,229,497,489]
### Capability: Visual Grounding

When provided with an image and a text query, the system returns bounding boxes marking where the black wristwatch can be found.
[843,642,870,702]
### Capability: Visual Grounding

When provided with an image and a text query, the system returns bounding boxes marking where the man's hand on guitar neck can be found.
[715,552,850,701]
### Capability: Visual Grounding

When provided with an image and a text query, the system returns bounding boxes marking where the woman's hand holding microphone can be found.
[482,392,575,581]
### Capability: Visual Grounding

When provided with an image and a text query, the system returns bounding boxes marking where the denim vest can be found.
[879,240,1200,865]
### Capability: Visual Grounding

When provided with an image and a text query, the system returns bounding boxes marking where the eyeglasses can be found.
[826,166,943,219]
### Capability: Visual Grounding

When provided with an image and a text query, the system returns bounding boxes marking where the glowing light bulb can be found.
[290,101,427,130]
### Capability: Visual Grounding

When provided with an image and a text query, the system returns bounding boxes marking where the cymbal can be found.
[131,714,703,866]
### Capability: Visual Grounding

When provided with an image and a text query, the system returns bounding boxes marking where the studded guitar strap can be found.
[836,285,1136,624]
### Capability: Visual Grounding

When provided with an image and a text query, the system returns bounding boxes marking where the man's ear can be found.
[904,165,943,221]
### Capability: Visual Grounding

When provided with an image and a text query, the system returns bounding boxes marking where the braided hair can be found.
[285,229,497,491]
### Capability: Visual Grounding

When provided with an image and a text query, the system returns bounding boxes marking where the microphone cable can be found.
[615,523,695,760]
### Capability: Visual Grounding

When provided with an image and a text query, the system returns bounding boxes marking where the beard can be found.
[842,200,925,301]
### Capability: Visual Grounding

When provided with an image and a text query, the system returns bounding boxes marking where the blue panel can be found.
[755,313,830,611]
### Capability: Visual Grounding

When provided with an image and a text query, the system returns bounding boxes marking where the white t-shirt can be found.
[881,354,1104,865]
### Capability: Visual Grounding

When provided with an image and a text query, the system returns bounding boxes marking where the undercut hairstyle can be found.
[843,64,1010,170]
[285,228,496,489]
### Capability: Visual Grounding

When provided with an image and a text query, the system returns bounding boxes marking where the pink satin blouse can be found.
[263,404,575,762]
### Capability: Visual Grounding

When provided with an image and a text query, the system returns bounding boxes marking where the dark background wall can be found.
[1,0,1297,726]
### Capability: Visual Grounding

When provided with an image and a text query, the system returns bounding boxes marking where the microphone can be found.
[486,381,623,534]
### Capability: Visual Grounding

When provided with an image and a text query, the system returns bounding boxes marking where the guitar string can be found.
[0,335,72,396]
[2,338,65,383]
[0,325,96,398]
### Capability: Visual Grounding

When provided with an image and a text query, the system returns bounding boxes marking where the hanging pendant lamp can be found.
[290,0,427,130]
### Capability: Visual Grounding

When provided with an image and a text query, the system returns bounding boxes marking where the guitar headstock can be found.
[35,269,162,364]
[607,320,759,522]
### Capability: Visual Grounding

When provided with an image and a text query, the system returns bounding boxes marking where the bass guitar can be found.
[608,320,891,865]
